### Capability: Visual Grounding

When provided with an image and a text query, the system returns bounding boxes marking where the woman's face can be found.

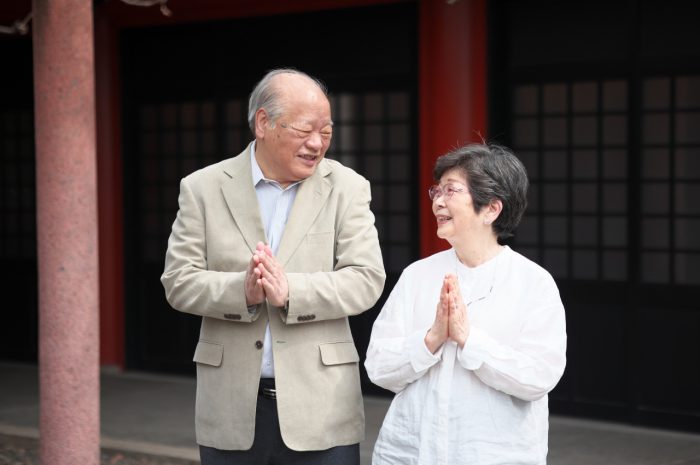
[432,169,490,246]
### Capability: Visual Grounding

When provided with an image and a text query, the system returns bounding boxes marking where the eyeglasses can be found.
[428,183,466,201]
[279,122,333,141]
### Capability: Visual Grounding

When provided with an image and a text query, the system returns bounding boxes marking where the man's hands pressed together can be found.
[244,242,266,307]
[245,241,289,308]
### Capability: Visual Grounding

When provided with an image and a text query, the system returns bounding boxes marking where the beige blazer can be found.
[161,144,386,451]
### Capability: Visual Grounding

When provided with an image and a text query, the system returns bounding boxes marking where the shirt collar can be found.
[250,142,265,186]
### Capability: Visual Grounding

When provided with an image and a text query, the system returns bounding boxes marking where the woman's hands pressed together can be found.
[425,274,470,353]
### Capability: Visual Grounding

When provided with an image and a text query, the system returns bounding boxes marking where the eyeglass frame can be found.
[428,183,467,201]
[278,121,333,141]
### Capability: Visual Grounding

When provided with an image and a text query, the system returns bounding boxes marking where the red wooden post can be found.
[419,0,488,257]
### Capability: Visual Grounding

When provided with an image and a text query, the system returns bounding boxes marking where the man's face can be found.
[255,75,333,186]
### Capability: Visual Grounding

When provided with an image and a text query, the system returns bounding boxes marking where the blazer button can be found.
[255,340,263,349]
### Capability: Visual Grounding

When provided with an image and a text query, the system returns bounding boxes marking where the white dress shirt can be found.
[365,246,567,465]
[250,144,301,378]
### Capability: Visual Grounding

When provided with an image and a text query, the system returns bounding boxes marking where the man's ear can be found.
[254,108,268,139]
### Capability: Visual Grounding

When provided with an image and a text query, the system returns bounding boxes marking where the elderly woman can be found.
[365,143,567,465]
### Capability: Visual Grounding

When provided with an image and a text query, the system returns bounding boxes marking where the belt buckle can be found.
[262,387,277,399]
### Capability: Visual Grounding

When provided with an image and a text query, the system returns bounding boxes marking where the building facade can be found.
[1,0,699,431]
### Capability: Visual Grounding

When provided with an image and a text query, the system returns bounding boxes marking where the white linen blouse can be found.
[365,246,567,465]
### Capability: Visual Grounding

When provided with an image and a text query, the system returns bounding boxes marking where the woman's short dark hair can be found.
[433,143,529,241]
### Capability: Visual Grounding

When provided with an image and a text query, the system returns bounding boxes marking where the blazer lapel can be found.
[220,145,266,254]
[276,160,333,267]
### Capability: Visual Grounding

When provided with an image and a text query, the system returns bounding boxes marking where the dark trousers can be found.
[199,379,360,465]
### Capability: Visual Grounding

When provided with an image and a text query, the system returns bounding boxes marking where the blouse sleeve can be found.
[456,272,567,401]
[364,271,444,393]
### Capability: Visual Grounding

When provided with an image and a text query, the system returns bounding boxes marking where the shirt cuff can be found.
[407,327,443,373]
[457,326,488,370]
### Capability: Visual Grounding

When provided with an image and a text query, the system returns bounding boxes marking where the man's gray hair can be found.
[433,143,529,241]
[247,68,328,133]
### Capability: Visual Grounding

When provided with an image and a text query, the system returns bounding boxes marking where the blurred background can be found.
[1,0,699,435]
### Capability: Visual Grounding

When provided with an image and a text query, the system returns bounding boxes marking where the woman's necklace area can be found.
[453,248,500,308]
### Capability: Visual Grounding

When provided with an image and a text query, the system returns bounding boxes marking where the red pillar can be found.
[33,0,100,463]
[419,0,488,257]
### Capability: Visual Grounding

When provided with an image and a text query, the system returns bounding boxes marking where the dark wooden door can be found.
[0,37,37,364]
[490,0,700,430]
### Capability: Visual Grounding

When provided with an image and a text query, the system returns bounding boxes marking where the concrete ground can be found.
[2,362,700,465]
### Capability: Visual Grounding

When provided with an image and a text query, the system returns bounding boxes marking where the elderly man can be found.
[161,68,385,465]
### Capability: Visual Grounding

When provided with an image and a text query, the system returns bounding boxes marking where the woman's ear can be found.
[484,199,503,226]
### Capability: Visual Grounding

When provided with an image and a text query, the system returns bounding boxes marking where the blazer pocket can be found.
[306,231,334,245]
[303,231,335,271]
[319,342,360,366]
[193,340,223,367]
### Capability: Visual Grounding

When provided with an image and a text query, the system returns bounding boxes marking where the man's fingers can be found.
[246,254,257,274]
[260,277,273,293]
[256,252,273,271]
[257,263,274,284]
[258,253,288,286]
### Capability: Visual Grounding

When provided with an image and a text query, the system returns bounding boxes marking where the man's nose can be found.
[305,131,324,151]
